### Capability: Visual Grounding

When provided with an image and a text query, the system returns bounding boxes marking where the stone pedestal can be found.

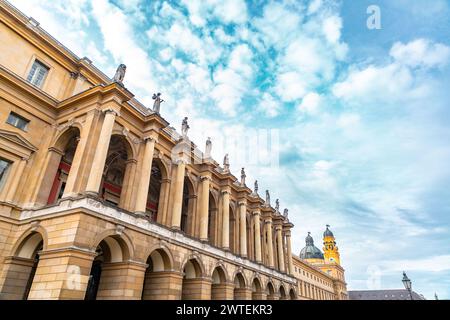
[96,261,146,300]
[233,287,252,300]
[27,248,95,300]
[142,271,183,300]
[211,282,234,300]
[181,278,211,300]
[0,256,36,300]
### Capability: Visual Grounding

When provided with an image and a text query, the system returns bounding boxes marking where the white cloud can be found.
[211,44,255,115]
[91,0,158,95]
[259,92,281,117]
[298,92,322,114]
[275,72,307,102]
[390,38,450,69]
[322,15,342,44]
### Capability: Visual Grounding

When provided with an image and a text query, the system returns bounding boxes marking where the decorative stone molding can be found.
[115,224,125,235]
[30,220,40,231]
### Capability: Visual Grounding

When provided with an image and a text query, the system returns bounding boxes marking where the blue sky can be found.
[9,0,450,299]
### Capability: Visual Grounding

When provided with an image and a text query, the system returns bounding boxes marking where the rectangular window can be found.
[0,158,12,191]
[6,112,29,131]
[27,60,49,88]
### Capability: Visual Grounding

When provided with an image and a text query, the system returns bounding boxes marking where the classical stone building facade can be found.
[0,0,346,300]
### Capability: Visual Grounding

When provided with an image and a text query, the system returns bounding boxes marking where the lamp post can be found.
[402,271,413,300]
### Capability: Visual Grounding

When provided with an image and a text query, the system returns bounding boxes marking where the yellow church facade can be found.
[0,0,347,300]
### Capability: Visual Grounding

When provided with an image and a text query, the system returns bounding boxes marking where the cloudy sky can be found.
[9,0,450,299]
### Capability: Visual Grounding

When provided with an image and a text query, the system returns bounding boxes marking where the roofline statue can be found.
[112,64,126,85]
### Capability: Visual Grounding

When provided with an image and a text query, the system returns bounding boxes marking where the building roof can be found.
[299,232,324,260]
[348,289,425,300]
[323,224,334,237]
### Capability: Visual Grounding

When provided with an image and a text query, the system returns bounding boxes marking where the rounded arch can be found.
[233,272,246,289]
[90,229,134,262]
[52,125,82,153]
[251,276,263,300]
[146,248,173,272]
[289,287,297,300]
[151,157,169,180]
[144,244,174,271]
[11,226,48,258]
[211,265,227,284]
[181,255,205,279]
[183,174,196,196]
[13,231,44,259]
[181,176,196,234]
[279,284,287,300]
[110,131,137,161]
[266,281,276,299]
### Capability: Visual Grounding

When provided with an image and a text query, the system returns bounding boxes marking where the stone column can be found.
[170,160,186,229]
[285,230,294,275]
[1,157,27,203]
[198,175,211,241]
[265,219,274,267]
[253,211,262,263]
[221,190,230,250]
[238,201,247,257]
[85,109,118,195]
[276,226,285,272]
[134,137,157,215]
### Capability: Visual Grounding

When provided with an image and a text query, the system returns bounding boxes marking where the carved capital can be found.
[103,108,119,117]
[200,175,211,182]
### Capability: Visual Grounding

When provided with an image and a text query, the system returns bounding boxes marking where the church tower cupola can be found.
[323,225,341,265]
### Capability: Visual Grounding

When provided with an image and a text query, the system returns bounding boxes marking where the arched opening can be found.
[1,232,44,299]
[289,288,296,300]
[207,192,218,245]
[251,277,263,300]
[211,266,227,300]
[85,235,130,300]
[144,161,165,221]
[279,285,287,300]
[180,177,195,235]
[266,282,276,300]
[233,272,247,300]
[142,248,172,300]
[100,135,133,207]
[47,127,80,204]
[246,214,253,260]
[229,205,238,254]
[181,258,203,300]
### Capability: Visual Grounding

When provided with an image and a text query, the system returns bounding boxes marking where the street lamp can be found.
[402,271,413,300]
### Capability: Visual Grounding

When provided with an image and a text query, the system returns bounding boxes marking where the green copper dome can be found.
[299,232,324,260]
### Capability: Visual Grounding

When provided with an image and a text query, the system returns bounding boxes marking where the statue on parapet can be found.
[152,93,164,113]
[112,64,126,85]
[205,137,212,159]
[223,154,230,173]
[181,117,190,138]
[240,168,246,186]
[265,190,270,206]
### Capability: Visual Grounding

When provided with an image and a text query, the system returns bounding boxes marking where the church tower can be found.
[323,225,340,265]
